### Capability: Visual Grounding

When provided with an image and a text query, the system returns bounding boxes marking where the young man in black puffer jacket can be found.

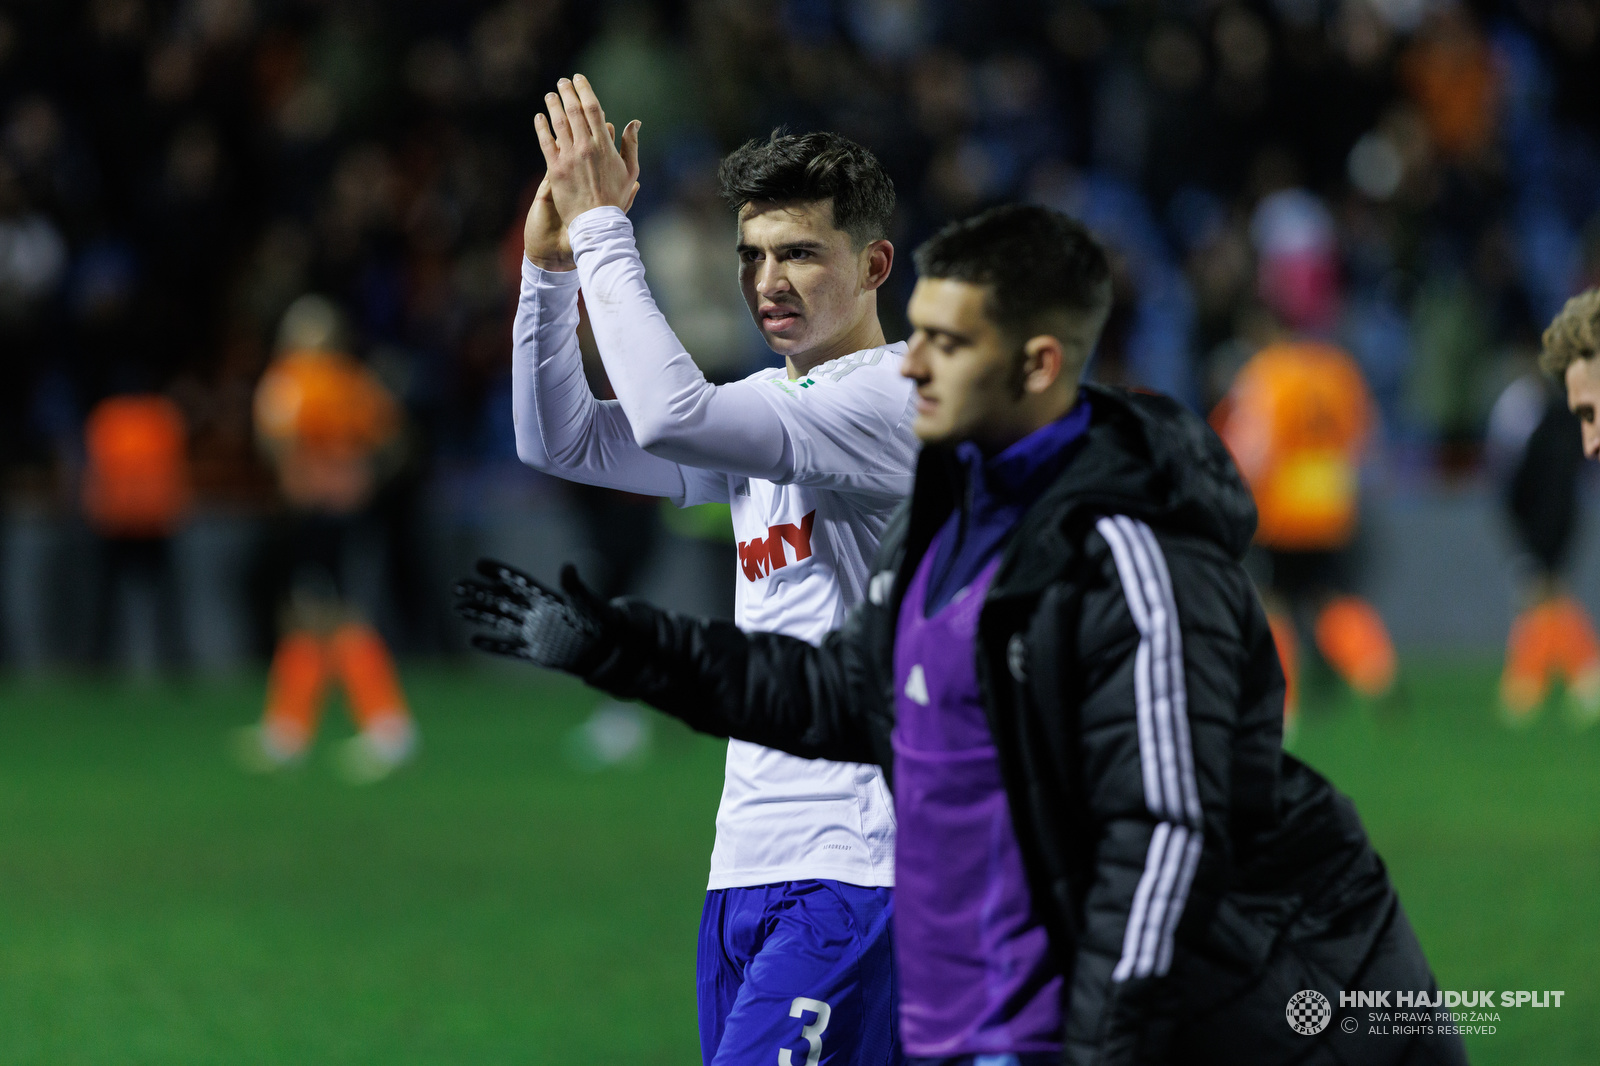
[458,204,1468,1066]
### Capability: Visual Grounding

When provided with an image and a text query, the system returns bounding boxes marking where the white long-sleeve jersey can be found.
[512,206,917,889]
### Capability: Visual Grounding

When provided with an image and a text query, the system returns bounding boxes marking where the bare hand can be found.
[524,175,574,271]
[524,121,641,272]
[535,74,640,225]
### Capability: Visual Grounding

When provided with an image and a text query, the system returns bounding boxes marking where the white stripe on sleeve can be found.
[1127,517,1203,824]
[1096,515,1204,982]
[1096,518,1165,817]
[1112,820,1171,983]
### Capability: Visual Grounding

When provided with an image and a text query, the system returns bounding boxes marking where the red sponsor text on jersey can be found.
[738,510,816,582]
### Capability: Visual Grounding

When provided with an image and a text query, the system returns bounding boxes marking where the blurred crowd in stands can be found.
[2,0,1599,668]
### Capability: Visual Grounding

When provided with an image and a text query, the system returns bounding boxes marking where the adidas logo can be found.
[904,664,929,706]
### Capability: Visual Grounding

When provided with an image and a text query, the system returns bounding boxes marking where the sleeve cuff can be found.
[521,255,582,288]
[568,205,633,255]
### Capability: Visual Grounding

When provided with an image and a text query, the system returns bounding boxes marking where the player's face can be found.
[1567,356,1600,460]
[736,200,885,359]
[902,277,1021,446]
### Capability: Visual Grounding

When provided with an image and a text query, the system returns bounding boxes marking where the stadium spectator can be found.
[1401,9,1500,163]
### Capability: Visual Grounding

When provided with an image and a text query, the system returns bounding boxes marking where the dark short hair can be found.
[717,130,895,244]
[913,204,1113,340]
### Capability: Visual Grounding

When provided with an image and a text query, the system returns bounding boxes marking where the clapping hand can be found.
[534,73,641,228]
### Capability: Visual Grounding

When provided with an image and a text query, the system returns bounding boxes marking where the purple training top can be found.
[891,532,1063,1057]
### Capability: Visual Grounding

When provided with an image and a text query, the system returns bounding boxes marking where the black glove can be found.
[453,559,615,674]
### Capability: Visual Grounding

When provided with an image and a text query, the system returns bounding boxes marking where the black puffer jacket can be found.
[585,385,1460,1066]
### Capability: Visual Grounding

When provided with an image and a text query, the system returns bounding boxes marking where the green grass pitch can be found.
[0,662,1594,1064]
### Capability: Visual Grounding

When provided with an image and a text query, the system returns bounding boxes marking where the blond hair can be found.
[1541,288,1600,379]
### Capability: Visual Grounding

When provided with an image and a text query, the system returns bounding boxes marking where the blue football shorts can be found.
[697,879,903,1066]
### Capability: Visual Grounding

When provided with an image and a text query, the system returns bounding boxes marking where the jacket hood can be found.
[1042,384,1258,560]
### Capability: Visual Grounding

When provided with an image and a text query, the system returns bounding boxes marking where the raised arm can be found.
[512,175,725,505]
[567,207,795,479]
[534,75,797,481]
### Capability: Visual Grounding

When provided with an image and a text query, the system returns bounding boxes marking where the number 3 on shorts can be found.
[778,997,831,1066]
